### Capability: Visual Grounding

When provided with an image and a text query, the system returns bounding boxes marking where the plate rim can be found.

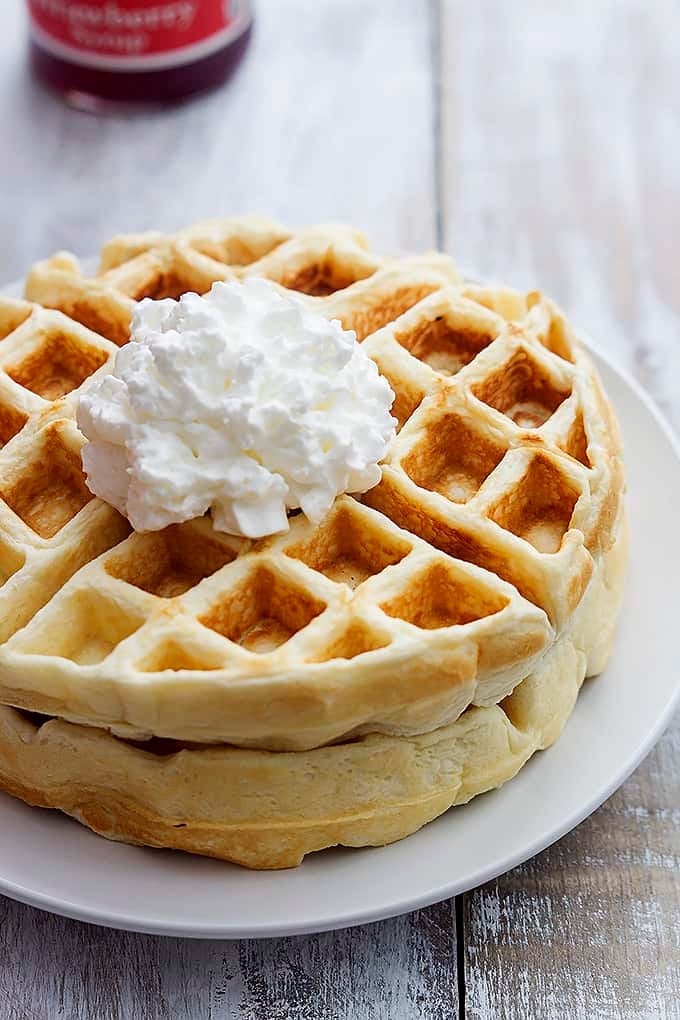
[0,274,678,938]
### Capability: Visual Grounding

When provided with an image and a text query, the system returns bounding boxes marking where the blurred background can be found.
[5,1,680,435]
[2,2,680,1018]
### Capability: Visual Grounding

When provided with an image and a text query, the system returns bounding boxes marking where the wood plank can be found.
[0,900,457,1020]
[440,1,680,1015]
[440,0,680,426]
[461,724,680,1019]
[0,2,456,1018]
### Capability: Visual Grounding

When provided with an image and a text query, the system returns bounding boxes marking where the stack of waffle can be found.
[0,219,626,868]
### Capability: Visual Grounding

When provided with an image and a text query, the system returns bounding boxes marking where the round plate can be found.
[0,276,678,938]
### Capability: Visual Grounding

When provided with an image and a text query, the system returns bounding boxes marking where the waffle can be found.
[0,513,627,868]
[25,219,446,345]
[0,218,624,756]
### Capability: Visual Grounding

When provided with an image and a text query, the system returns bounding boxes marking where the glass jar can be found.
[27,1,253,109]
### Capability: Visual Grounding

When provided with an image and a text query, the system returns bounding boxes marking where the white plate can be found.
[0,277,678,938]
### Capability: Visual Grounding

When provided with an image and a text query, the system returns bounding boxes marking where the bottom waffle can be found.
[0,518,627,870]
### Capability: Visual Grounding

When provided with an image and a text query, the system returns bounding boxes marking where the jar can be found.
[27,1,254,108]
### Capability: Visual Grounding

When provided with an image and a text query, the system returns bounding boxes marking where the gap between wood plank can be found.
[428,0,444,249]
[431,2,465,1011]
[455,894,467,1018]
[402,5,463,1009]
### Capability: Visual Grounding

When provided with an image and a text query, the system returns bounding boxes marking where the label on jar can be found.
[28,0,252,71]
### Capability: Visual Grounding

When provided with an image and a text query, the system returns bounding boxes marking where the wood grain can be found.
[0,899,457,1020]
[440,0,680,427]
[462,727,680,1020]
[440,2,680,1016]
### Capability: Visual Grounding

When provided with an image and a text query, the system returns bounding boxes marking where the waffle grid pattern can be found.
[0,509,627,868]
[0,219,623,752]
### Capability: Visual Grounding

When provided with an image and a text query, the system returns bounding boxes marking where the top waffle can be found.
[0,219,623,750]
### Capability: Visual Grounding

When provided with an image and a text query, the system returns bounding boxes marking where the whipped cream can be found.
[77,278,396,538]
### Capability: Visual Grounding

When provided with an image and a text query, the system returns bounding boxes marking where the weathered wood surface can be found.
[461,726,680,1019]
[0,0,678,1017]
[0,898,458,1020]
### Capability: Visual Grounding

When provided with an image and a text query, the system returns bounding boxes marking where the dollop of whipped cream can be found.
[77,278,396,538]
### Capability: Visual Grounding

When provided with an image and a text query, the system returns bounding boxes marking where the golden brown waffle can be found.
[0,218,624,755]
[0,300,128,647]
[0,515,627,869]
[26,218,450,345]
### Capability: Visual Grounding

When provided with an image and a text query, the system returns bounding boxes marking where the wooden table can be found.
[1,2,679,1016]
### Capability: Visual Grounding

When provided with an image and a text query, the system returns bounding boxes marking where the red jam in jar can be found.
[27,1,253,107]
